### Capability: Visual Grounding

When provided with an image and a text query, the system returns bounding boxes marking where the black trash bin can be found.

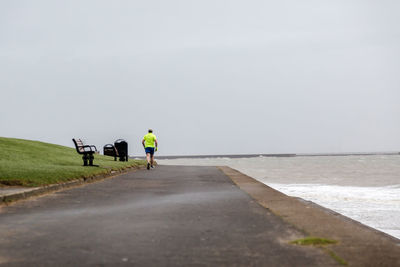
[114,139,128,161]
[103,144,118,161]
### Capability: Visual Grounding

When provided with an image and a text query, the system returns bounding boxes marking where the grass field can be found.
[0,137,146,187]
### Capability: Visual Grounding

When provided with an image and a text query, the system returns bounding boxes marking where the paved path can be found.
[0,166,335,266]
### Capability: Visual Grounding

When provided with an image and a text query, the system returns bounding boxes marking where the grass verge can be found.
[0,137,146,187]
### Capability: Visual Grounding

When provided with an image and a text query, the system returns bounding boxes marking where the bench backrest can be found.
[72,138,85,153]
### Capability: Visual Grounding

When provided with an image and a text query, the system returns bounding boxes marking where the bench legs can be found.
[82,154,95,166]
[82,154,88,166]
[89,154,94,166]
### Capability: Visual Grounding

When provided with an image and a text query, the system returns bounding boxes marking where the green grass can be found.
[290,237,338,246]
[326,248,348,266]
[290,237,347,266]
[0,137,146,187]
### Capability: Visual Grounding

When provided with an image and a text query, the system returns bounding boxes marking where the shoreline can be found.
[158,154,400,240]
[219,166,400,266]
[149,151,399,160]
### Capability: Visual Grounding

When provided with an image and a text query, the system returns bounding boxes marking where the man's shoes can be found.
[151,165,154,168]
[147,163,150,170]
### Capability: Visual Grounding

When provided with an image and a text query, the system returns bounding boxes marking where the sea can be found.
[157,154,400,239]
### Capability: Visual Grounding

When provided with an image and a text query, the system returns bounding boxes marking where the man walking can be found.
[142,129,158,170]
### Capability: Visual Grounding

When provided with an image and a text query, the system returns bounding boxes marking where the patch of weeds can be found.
[290,237,337,246]
[324,248,348,266]
[290,237,347,266]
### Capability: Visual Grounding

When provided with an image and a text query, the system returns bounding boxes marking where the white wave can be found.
[267,183,400,238]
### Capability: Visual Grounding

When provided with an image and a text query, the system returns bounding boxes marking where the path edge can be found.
[218,166,400,267]
[0,165,145,206]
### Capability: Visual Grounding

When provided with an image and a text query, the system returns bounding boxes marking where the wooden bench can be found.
[72,138,97,166]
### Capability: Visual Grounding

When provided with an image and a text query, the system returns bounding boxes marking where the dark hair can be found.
[148,129,153,133]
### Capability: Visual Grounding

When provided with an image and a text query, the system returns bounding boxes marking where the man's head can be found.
[148,129,153,133]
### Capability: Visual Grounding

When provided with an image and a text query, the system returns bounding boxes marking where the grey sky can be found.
[1,1,399,156]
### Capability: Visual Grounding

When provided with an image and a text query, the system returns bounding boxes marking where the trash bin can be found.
[103,144,118,161]
[114,139,128,161]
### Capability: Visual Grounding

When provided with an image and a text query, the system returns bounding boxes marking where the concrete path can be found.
[0,166,336,266]
[0,187,40,198]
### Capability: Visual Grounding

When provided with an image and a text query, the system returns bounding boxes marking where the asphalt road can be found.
[0,166,336,266]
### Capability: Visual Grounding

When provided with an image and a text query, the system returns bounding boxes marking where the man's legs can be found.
[146,153,151,169]
[150,154,154,167]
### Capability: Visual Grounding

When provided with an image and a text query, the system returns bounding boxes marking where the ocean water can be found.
[158,155,400,239]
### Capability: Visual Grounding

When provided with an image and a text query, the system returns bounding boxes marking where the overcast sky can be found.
[1,1,399,156]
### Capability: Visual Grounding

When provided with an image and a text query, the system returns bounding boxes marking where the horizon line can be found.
[130,151,400,159]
